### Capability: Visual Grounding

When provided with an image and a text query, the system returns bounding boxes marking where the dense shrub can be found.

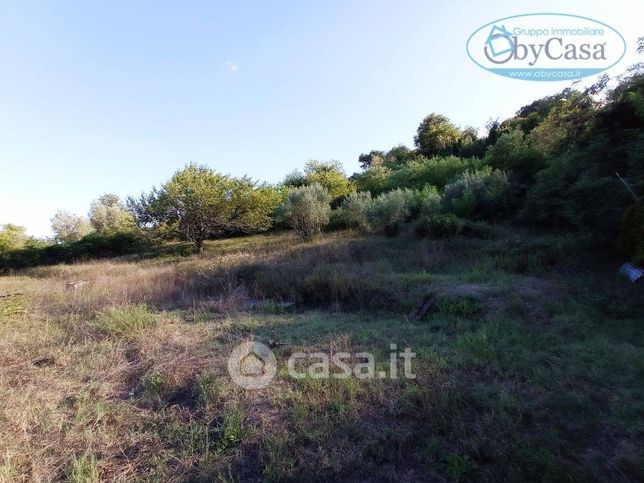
[278,183,332,241]
[339,191,372,232]
[352,165,392,196]
[387,155,481,191]
[415,213,464,238]
[442,167,510,219]
[484,129,546,184]
[415,185,442,216]
[0,224,30,253]
[617,201,644,259]
[0,232,152,271]
[368,189,414,237]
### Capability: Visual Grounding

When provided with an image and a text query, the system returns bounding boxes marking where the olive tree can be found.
[278,183,331,241]
[340,191,372,232]
[50,211,93,243]
[368,188,415,237]
[89,194,136,235]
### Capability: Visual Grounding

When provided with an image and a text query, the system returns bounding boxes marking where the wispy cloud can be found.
[226,61,239,73]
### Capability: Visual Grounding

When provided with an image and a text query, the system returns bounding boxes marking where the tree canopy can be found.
[129,164,282,250]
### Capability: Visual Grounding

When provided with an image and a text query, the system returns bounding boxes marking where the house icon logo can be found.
[485,24,514,58]
[228,340,277,389]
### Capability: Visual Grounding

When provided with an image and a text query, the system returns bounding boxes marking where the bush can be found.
[484,129,546,184]
[386,155,481,191]
[0,232,152,271]
[339,191,372,232]
[278,183,332,241]
[415,213,464,238]
[617,201,644,259]
[415,185,442,216]
[368,189,414,237]
[442,167,510,219]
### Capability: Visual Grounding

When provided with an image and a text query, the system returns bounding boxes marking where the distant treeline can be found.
[1,65,643,270]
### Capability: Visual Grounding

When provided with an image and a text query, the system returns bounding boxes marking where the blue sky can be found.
[1,0,642,236]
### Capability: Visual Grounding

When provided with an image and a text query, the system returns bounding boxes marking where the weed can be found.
[94,304,156,336]
[215,404,246,453]
[443,453,475,481]
[69,454,100,483]
[437,296,484,318]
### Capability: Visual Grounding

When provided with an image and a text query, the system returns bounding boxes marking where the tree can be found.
[414,114,461,157]
[129,164,281,250]
[442,167,510,219]
[282,169,307,188]
[282,160,354,205]
[358,151,385,170]
[89,194,136,235]
[0,224,29,253]
[303,160,355,203]
[277,183,331,241]
[457,126,486,158]
[484,129,545,185]
[50,211,93,243]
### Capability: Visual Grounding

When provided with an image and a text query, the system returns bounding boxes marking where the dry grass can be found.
[1,229,643,481]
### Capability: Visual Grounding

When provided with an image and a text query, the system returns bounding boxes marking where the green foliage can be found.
[438,296,484,318]
[285,160,354,205]
[416,185,442,216]
[130,164,281,249]
[339,191,372,232]
[89,194,137,235]
[0,224,29,253]
[484,129,545,184]
[387,155,481,191]
[367,188,414,237]
[414,113,461,157]
[142,371,166,407]
[520,74,643,245]
[358,150,386,170]
[215,405,246,452]
[617,201,644,259]
[95,304,156,337]
[382,145,416,169]
[457,126,487,158]
[416,213,464,238]
[278,183,332,241]
[69,454,100,483]
[442,167,510,219]
[443,452,475,480]
[0,232,151,271]
[50,210,93,243]
[352,165,392,195]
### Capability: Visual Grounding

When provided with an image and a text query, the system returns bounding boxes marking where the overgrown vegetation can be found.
[1,53,643,482]
[1,229,643,481]
[2,66,643,264]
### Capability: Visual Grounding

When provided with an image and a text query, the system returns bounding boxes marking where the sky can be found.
[1,0,642,237]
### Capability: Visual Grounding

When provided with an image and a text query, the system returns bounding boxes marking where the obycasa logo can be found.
[467,13,626,81]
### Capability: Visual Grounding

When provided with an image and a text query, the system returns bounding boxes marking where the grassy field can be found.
[1,227,643,482]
